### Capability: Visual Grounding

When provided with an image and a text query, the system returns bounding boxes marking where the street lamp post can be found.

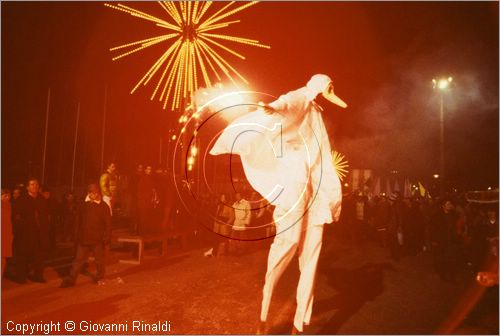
[432,77,453,195]
[439,91,444,194]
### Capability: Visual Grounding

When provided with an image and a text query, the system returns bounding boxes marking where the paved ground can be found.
[1,226,498,335]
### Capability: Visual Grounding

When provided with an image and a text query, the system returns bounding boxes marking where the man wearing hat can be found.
[210,74,346,333]
[61,183,111,287]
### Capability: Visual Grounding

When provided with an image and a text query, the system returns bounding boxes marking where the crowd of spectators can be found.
[339,191,498,283]
[0,162,205,284]
[1,165,498,288]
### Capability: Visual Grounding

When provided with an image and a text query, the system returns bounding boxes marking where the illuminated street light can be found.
[433,77,453,90]
[433,174,440,179]
[432,76,453,194]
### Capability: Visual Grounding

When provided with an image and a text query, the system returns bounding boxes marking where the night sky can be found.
[1,1,498,191]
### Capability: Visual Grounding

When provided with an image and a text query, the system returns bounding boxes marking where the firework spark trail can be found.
[105,1,270,111]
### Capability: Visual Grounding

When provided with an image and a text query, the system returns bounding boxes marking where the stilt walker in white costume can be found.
[210,74,347,334]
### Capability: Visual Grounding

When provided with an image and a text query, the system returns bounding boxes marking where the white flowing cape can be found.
[210,87,342,225]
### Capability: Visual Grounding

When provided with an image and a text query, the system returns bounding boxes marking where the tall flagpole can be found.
[81,119,88,187]
[101,86,108,172]
[56,103,68,186]
[41,88,51,185]
[71,103,81,191]
[159,136,163,166]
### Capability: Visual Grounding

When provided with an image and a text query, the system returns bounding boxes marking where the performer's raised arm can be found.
[265,95,289,114]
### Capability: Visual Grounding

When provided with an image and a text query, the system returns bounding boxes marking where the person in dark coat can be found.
[430,198,460,282]
[373,195,391,247]
[60,192,77,243]
[14,178,50,283]
[137,165,159,235]
[128,164,143,234]
[387,193,404,261]
[470,207,499,273]
[60,184,111,287]
[41,187,60,255]
[406,198,425,256]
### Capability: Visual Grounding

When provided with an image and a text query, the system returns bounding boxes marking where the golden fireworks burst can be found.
[332,150,349,181]
[105,1,270,110]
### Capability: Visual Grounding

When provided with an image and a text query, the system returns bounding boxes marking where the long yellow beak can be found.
[323,91,347,108]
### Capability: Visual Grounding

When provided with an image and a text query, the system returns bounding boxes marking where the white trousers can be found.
[102,195,113,216]
[260,181,324,332]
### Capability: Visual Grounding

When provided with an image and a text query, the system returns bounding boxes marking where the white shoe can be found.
[204,248,214,257]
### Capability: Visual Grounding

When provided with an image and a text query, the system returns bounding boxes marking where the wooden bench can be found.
[115,234,168,264]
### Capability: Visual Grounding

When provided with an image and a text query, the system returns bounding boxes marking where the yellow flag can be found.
[418,182,426,197]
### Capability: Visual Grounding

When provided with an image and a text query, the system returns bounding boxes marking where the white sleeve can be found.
[268,94,289,112]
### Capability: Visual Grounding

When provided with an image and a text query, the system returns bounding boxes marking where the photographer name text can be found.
[6,320,172,334]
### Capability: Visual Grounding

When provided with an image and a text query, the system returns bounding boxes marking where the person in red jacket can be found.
[2,188,13,276]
